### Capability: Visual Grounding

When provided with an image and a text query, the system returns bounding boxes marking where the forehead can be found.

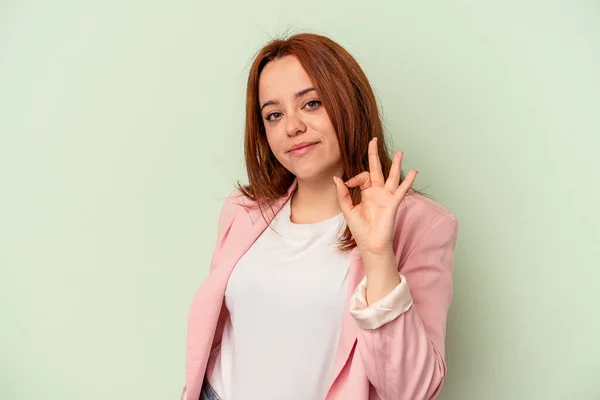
[258,56,314,102]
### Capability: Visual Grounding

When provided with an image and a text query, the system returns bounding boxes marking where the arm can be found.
[349,213,458,400]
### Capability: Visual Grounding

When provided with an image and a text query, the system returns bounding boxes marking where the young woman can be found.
[182,33,459,400]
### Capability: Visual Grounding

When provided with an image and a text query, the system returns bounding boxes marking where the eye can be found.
[265,112,282,121]
[304,100,322,109]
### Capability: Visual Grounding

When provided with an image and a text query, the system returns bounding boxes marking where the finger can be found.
[394,169,418,203]
[368,137,385,187]
[344,171,371,190]
[384,151,403,192]
[333,176,355,215]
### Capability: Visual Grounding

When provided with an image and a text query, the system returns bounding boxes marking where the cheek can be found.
[264,128,287,163]
[314,113,337,140]
[264,125,277,148]
[321,123,339,149]
[325,127,342,160]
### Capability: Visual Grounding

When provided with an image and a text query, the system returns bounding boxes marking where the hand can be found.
[333,137,418,257]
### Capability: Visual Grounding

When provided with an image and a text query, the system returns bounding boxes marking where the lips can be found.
[288,141,319,152]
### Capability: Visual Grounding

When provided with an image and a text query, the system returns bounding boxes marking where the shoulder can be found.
[215,188,250,234]
[400,191,458,228]
[393,191,459,260]
[216,187,270,232]
[220,188,246,212]
[221,186,269,214]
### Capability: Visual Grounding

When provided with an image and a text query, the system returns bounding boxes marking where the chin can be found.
[291,165,337,183]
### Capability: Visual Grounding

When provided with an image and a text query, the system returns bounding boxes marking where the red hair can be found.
[237,33,415,251]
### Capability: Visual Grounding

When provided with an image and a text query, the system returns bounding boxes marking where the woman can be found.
[182,33,459,400]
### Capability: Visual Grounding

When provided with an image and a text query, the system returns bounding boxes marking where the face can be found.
[258,55,343,182]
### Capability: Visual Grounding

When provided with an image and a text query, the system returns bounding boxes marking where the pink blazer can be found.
[183,179,459,400]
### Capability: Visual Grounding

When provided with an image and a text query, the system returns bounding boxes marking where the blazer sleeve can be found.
[351,213,458,400]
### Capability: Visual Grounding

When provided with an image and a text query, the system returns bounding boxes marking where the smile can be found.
[288,142,319,156]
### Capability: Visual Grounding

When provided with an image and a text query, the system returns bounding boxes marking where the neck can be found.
[290,175,342,224]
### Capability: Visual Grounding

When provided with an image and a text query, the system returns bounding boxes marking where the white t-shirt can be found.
[207,197,352,400]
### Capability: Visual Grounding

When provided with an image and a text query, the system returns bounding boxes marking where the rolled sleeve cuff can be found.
[348,273,413,330]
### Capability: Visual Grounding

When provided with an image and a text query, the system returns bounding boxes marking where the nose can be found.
[285,112,307,137]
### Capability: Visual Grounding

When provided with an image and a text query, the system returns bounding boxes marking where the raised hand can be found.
[333,137,418,257]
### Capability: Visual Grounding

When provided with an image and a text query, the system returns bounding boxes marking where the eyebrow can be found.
[259,87,316,112]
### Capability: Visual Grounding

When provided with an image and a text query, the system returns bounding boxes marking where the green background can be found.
[1,1,599,399]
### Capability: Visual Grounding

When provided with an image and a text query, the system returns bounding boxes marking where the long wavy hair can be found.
[237,32,422,251]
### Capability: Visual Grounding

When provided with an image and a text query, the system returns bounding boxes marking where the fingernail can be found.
[344,180,350,185]
[333,176,338,184]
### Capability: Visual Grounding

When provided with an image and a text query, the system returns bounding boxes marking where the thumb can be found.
[333,176,354,215]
